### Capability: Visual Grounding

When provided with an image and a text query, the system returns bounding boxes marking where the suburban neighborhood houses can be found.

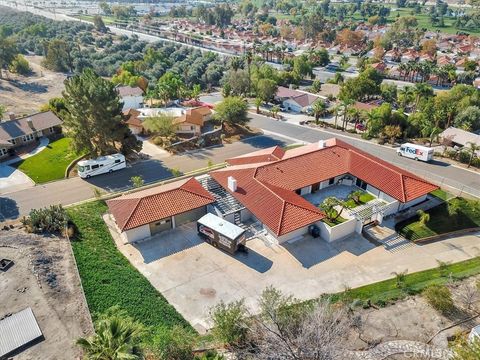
[1,1,480,359]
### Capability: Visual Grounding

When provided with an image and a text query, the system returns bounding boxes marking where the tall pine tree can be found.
[62,68,141,157]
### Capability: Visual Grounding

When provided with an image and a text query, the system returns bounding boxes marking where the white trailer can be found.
[396,143,434,162]
[77,153,126,179]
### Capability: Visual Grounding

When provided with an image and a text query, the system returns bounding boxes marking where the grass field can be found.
[15,137,79,184]
[68,201,193,332]
[396,197,480,241]
[344,191,375,209]
[327,256,480,306]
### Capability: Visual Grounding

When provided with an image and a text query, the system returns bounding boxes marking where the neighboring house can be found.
[283,93,320,113]
[172,106,212,136]
[107,178,215,243]
[116,85,144,110]
[440,127,480,154]
[0,111,62,159]
[107,138,438,244]
[123,108,144,135]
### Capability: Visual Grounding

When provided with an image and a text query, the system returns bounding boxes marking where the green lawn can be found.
[344,191,375,209]
[283,143,304,151]
[430,189,453,202]
[322,214,347,227]
[396,197,480,241]
[68,201,193,332]
[325,257,480,307]
[15,137,79,184]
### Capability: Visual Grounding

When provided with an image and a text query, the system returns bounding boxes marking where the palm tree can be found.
[340,99,354,131]
[271,105,280,119]
[412,82,434,113]
[77,307,145,360]
[465,141,480,168]
[312,99,327,125]
[254,97,262,114]
[333,104,341,129]
[416,209,430,225]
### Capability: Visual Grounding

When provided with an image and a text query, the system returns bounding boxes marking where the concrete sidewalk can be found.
[0,165,35,195]
[3,137,50,166]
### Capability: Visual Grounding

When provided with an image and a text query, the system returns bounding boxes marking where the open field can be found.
[68,201,192,333]
[15,137,79,184]
[0,227,92,359]
[0,55,66,115]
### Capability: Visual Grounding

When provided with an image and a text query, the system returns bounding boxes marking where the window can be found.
[85,165,90,171]
[114,159,121,164]
[8,139,16,145]
[0,148,7,155]
[356,178,367,190]
[49,127,55,133]
[190,126,194,130]
[328,177,335,185]
[91,164,99,170]
[295,189,301,195]
[22,134,34,142]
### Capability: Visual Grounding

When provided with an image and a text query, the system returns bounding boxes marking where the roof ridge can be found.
[6,110,54,122]
[122,198,143,231]
[179,179,214,200]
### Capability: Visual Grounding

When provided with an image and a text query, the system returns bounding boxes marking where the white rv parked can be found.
[78,153,126,179]
[396,143,434,162]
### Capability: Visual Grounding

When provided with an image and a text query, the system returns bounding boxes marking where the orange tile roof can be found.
[173,106,211,126]
[226,146,285,165]
[217,139,438,236]
[107,178,215,231]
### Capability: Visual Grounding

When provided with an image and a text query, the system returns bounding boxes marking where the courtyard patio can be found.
[303,184,362,207]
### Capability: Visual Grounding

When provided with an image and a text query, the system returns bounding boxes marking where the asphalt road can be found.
[248,114,480,194]
[0,134,291,221]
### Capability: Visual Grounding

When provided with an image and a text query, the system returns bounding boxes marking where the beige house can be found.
[173,106,212,136]
[0,111,62,159]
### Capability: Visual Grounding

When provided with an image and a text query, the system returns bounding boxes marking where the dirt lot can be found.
[0,227,92,359]
[0,56,66,115]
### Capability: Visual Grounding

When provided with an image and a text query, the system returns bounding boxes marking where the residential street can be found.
[1,114,479,222]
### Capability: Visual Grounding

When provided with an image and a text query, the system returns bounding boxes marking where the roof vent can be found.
[318,140,326,149]
[227,176,237,192]
[8,112,15,121]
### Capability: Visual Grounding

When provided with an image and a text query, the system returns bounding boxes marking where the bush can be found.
[458,151,470,164]
[423,285,455,314]
[150,326,195,360]
[9,54,31,75]
[210,299,249,346]
[21,205,69,234]
[445,149,457,159]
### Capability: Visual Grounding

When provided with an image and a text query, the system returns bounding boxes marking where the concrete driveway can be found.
[104,215,480,333]
[0,165,34,195]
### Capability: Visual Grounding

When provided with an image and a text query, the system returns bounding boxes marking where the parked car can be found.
[355,123,366,131]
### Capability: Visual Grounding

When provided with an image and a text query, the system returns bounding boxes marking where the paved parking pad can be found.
[104,215,480,333]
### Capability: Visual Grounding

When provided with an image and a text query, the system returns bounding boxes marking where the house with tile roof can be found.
[116,85,144,110]
[107,138,438,244]
[172,106,212,136]
[0,111,62,159]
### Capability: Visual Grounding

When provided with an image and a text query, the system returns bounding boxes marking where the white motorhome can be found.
[396,143,434,162]
[78,153,126,179]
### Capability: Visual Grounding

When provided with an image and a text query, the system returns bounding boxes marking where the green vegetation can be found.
[68,201,192,331]
[430,189,452,202]
[327,257,480,307]
[21,205,69,234]
[322,216,347,227]
[15,137,79,183]
[423,284,454,314]
[396,197,480,241]
[283,143,304,151]
[345,191,375,209]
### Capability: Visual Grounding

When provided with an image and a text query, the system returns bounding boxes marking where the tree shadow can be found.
[0,197,20,222]
[7,79,48,94]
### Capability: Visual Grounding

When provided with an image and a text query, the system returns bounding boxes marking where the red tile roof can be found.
[107,178,215,231]
[217,139,438,235]
[226,146,285,166]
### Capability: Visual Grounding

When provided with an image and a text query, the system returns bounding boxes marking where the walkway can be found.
[0,165,34,195]
[2,137,50,166]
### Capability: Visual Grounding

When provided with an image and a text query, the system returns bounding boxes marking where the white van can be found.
[396,143,434,162]
[78,153,126,179]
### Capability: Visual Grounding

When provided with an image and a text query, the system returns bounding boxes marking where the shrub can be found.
[210,299,249,346]
[445,149,457,159]
[458,151,470,164]
[21,205,69,234]
[423,285,454,313]
[150,326,195,360]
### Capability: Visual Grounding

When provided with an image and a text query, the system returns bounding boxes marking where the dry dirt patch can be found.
[0,55,66,115]
[0,227,92,359]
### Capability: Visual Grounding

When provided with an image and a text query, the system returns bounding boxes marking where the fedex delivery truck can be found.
[396,143,434,162]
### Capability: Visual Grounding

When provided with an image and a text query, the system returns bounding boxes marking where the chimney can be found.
[8,112,15,121]
[26,118,36,131]
[318,140,326,149]
[227,176,237,192]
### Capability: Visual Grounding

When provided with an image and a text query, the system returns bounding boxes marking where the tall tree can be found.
[62,68,141,157]
[214,96,249,126]
[42,39,72,72]
[0,35,17,79]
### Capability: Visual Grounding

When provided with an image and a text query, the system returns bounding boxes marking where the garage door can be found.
[174,206,206,226]
[149,218,172,235]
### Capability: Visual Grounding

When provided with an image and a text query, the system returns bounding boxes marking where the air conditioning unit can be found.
[227,176,237,192]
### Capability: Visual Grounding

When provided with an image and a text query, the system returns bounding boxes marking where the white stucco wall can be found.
[382,200,400,216]
[366,184,380,197]
[300,185,312,195]
[317,218,357,242]
[275,225,310,244]
[121,95,144,110]
[398,194,428,211]
[122,224,151,244]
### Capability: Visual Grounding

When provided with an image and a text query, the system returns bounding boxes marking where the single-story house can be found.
[123,108,144,135]
[107,177,215,243]
[172,106,212,136]
[107,138,438,244]
[0,111,62,159]
[440,127,480,154]
[116,85,144,110]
